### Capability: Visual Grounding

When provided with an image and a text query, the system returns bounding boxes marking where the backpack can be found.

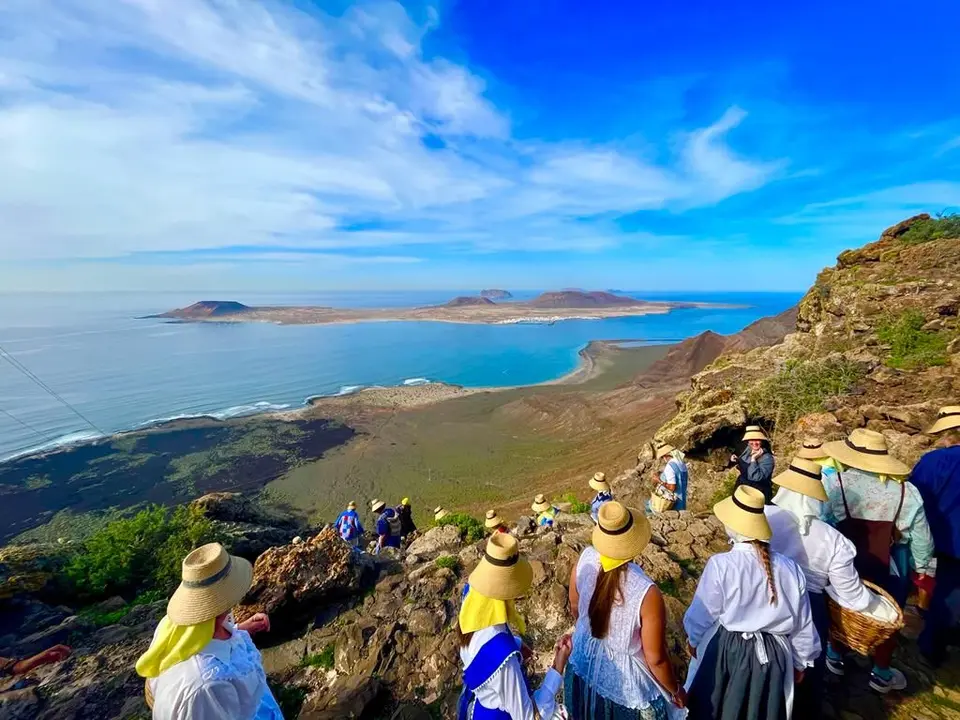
[385,511,403,537]
[339,512,359,541]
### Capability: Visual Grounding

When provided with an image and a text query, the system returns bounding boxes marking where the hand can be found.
[520,642,534,664]
[686,642,697,659]
[794,668,805,685]
[730,454,738,464]
[671,686,687,709]
[238,613,271,635]
[552,634,573,674]
[751,448,764,461]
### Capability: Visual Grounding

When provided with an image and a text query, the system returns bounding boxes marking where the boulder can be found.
[0,688,40,720]
[299,674,381,719]
[191,491,300,528]
[406,525,461,558]
[406,608,443,637]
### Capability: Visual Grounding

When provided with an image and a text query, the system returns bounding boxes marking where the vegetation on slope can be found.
[744,357,865,427]
[899,212,960,245]
[877,309,951,370]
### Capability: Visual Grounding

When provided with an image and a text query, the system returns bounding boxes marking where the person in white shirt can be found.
[765,456,872,715]
[457,532,571,720]
[684,486,820,720]
[136,543,282,720]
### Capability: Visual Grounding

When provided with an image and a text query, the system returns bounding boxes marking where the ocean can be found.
[0,291,801,460]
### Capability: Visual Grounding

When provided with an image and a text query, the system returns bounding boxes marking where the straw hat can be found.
[773,457,828,502]
[655,443,676,460]
[588,471,610,493]
[484,509,504,529]
[742,425,768,442]
[434,506,449,521]
[167,543,253,626]
[371,499,386,513]
[714,486,772,542]
[823,428,910,476]
[467,533,532,600]
[592,502,651,560]
[346,501,356,510]
[928,406,960,434]
[796,438,826,460]
[531,494,551,513]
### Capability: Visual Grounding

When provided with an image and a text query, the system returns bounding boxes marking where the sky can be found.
[1,1,959,293]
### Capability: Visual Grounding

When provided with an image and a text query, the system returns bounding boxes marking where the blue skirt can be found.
[564,667,669,720]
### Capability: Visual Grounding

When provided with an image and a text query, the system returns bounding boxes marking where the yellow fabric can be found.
[599,554,631,572]
[402,497,410,505]
[135,615,216,679]
[536,507,558,525]
[458,587,526,635]
[814,457,837,470]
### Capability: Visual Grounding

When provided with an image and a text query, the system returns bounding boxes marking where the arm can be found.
[568,563,580,621]
[789,573,821,670]
[485,653,565,720]
[901,487,936,576]
[9,646,71,674]
[826,532,872,611]
[661,462,678,491]
[640,587,685,707]
[683,558,724,650]
[746,452,774,484]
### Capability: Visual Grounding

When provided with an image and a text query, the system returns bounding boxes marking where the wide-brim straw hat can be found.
[531,494,551,513]
[796,438,826,460]
[823,428,910,476]
[742,425,768,442]
[434,506,449,521]
[714,486,772,542]
[773,457,828,502]
[588,471,609,493]
[655,443,676,460]
[928,406,960,434]
[371,499,386,513]
[468,533,532,600]
[592,502,651,560]
[484,509,504,529]
[167,543,253,626]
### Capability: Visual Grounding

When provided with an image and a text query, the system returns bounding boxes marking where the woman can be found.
[589,472,613,523]
[655,444,689,511]
[334,500,364,547]
[566,501,686,719]
[684,486,819,720]
[137,543,281,719]
[764,457,873,714]
[820,428,934,693]
[532,494,559,528]
[458,533,572,719]
[485,509,508,534]
[731,426,775,503]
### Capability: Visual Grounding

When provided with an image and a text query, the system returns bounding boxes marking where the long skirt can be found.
[687,627,788,720]
[794,592,827,716]
[564,668,670,720]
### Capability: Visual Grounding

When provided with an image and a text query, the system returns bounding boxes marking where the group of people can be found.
[333,497,446,552]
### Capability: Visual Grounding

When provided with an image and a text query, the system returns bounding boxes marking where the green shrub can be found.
[301,644,335,670]
[269,681,308,718]
[657,578,679,597]
[708,471,738,509]
[81,589,166,627]
[744,357,864,427]
[435,555,459,570]
[65,505,218,600]
[437,512,485,544]
[876,310,949,370]
[557,492,591,514]
[898,212,960,245]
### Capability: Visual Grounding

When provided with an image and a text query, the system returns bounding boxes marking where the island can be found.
[145,291,731,326]
[480,289,513,299]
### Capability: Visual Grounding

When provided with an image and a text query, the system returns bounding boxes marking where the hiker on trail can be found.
[485,509,508,534]
[372,499,402,553]
[334,501,364,547]
[820,428,934,693]
[566,501,687,717]
[1,645,71,693]
[396,497,417,539]
[731,425,776,503]
[910,406,960,665]
[136,543,281,719]
[588,472,613,523]
[457,533,572,719]
[532,494,559,528]
[434,506,449,523]
[765,456,873,714]
[656,443,689,511]
[684,486,819,720]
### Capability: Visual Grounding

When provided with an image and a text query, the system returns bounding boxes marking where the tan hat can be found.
[714,486,772,542]
[655,443,676,460]
[592,502,651,560]
[928,406,960,434]
[823,428,910,476]
[371,499,386,513]
[468,533,532,600]
[796,438,826,460]
[588,472,610,493]
[531,494,551,513]
[434,506,449,521]
[773,457,828,502]
[167,543,253,626]
[742,425,768,442]
[484,509,504,529]
[347,501,357,510]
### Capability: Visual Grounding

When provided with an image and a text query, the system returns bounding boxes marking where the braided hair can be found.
[750,541,779,605]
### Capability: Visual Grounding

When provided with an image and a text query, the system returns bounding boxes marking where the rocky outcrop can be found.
[147,300,252,319]
[528,290,644,308]
[444,296,495,307]
[191,491,305,560]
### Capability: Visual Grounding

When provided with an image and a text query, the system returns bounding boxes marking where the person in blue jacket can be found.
[731,425,776,503]
[334,501,364,547]
[371,498,402,553]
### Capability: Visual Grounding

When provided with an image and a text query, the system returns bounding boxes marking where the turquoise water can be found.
[0,291,800,459]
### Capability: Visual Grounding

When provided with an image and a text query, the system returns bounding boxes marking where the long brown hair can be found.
[588,563,628,639]
[750,541,778,605]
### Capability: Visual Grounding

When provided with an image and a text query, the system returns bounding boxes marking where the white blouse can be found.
[683,543,821,670]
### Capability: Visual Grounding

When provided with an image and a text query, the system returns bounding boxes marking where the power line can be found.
[0,405,55,443]
[0,344,106,436]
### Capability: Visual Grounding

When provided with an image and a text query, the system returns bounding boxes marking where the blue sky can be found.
[1,1,958,292]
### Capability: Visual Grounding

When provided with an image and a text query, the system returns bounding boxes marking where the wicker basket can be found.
[826,580,904,656]
[649,491,675,513]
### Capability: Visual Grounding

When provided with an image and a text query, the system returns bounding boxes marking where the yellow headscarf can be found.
[814,457,837,471]
[828,459,906,484]
[135,615,216,678]
[459,587,526,635]
[599,554,631,572]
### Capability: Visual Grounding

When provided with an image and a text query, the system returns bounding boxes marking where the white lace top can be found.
[568,547,663,709]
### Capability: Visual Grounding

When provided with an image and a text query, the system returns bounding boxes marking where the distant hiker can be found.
[396,497,417,539]
[766,457,873,715]
[372,499,402,553]
[588,471,613,523]
[656,443,689,511]
[911,406,960,665]
[137,543,281,719]
[566,501,687,716]
[821,428,933,693]
[532,494,559,528]
[434,506,449,522]
[684,486,820,720]
[731,425,775,503]
[485,509,508,534]
[334,501,364,547]
[1,645,71,693]
[457,533,572,719]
